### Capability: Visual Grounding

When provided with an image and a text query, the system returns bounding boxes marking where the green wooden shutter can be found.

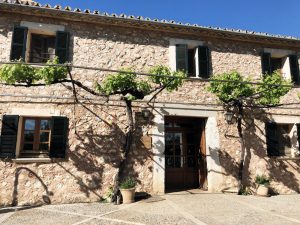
[261,52,271,75]
[176,44,188,72]
[10,26,28,61]
[0,115,19,158]
[289,55,300,85]
[265,122,279,156]
[55,31,70,64]
[50,116,68,158]
[198,46,210,78]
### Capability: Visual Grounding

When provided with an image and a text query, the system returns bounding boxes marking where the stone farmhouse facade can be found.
[0,1,300,206]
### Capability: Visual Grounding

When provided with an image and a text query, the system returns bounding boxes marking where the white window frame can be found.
[264,48,296,80]
[169,38,204,78]
[268,116,300,158]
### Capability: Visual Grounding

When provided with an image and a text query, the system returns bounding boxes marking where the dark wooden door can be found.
[165,117,207,191]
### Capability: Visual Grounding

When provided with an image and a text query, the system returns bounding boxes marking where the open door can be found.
[165,116,207,192]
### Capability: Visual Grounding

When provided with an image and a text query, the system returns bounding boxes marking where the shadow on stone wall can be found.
[56,103,153,199]
[10,103,154,206]
[217,107,300,194]
[12,167,54,206]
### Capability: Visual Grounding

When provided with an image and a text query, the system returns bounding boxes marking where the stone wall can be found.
[0,12,299,206]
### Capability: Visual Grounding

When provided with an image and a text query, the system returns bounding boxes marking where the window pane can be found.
[166,157,174,168]
[175,157,183,168]
[23,143,33,151]
[174,145,182,156]
[40,120,51,130]
[24,131,34,142]
[25,119,35,130]
[165,145,174,155]
[165,133,174,145]
[40,132,50,142]
[173,133,182,145]
[39,143,49,151]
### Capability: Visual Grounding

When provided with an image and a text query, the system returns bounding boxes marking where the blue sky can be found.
[38,0,299,37]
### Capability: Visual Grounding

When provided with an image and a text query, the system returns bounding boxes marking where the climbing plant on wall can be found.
[208,70,291,194]
[95,65,186,201]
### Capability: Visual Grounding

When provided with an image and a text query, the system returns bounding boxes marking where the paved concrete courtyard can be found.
[1,190,300,225]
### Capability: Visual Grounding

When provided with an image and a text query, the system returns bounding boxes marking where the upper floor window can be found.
[10,24,70,64]
[170,39,210,78]
[261,51,300,85]
[30,34,56,63]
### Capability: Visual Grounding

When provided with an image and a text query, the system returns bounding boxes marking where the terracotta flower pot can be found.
[120,188,135,204]
[256,185,269,196]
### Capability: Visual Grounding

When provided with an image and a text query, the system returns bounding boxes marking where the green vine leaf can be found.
[0,60,37,84]
[208,71,291,106]
[37,57,68,84]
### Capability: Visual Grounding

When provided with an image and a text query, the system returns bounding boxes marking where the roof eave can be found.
[1,2,300,49]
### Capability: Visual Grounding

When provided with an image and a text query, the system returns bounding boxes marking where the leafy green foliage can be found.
[208,71,254,103]
[256,71,291,105]
[37,57,68,84]
[239,186,252,195]
[255,175,270,186]
[119,177,136,189]
[0,57,68,85]
[0,61,37,84]
[208,71,291,106]
[149,65,185,91]
[96,65,186,100]
[95,69,151,100]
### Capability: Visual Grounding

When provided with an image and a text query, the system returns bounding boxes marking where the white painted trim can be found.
[195,47,199,77]
[282,57,291,80]
[151,104,223,194]
[264,48,294,58]
[271,115,300,124]
[20,21,65,34]
[13,158,52,163]
[205,117,223,192]
[169,38,204,72]
[10,107,60,117]
[15,116,23,158]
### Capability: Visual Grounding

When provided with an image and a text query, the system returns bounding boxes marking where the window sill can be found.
[270,156,300,161]
[13,158,52,164]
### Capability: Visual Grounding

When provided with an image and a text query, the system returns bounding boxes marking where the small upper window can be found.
[10,26,70,64]
[29,34,56,63]
[266,122,300,158]
[261,52,300,85]
[175,44,210,78]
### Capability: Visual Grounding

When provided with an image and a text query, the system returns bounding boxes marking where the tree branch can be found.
[147,78,175,103]
[0,79,107,98]
[67,66,79,103]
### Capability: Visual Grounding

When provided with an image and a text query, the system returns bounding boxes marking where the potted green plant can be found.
[119,177,136,204]
[255,175,270,196]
